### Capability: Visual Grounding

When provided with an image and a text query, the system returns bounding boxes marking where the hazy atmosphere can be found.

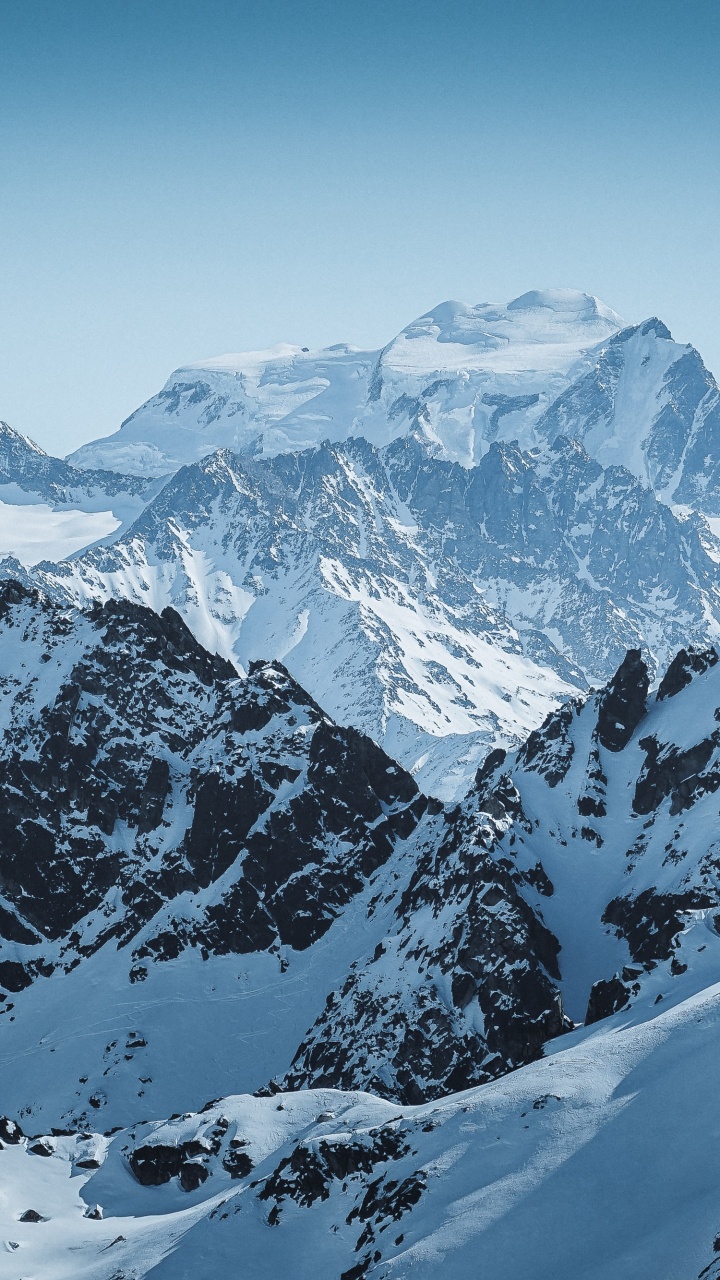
[1,0,719,452]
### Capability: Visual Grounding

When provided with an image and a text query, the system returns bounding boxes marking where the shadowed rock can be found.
[596,649,649,751]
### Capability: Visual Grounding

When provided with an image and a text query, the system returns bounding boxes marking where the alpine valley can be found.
[2,290,720,1279]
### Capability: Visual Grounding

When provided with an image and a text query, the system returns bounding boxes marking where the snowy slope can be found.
[467,644,720,1022]
[358,289,626,467]
[3,976,720,1280]
[4,587,720,1132]
[67,290,625,476]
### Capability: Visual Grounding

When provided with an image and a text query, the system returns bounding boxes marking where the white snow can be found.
[3,978,720,1279]
[0,500,120,564]
[66,290,626,476]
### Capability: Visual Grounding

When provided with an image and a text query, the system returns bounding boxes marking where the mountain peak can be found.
[391,288,625,359]
[507,288,625,327]
[0,419,47,457]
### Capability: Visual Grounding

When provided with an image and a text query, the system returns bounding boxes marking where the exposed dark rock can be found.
[222,1145,254,1179]
[283,798,570,1103]
[0,586,429,1020]
[349,1168,428,1255]
[0,961,33,993]
[580,825,603,846]
[585,976,634,1025]
[595,649,649,751]
[0,904,40,945]
[0,1117,23,1144]
[19,1209,47,1222]
[516,700,581,785]
[451,972,478,1009]
[633,733,720,815]
[129,1144,184,1186]
[657,646,718,701]
[349,1169,427,1226]
[603,890,712,966]
[259,1128,410,1212]
[179,1161,210,1192]
[521,863,554,897]
[28,1140,54,1157]
[474,747,507,792]
[577,794,606,818]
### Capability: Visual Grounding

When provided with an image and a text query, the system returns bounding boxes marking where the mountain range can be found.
[4,290,720,796]
[2,288,720,1277]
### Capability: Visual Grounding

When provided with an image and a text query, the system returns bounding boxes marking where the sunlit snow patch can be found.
[0,500,120,565]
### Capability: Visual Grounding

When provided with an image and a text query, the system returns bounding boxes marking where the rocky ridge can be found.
[6,430,720,799]
[0,583,568,1131]
[3,583,720,1133]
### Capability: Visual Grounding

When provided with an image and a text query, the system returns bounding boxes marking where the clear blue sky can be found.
[1,0,719,454]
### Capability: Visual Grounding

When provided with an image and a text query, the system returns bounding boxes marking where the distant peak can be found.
[0,421,47,457]
[507,289,625,327]
[392,289,625,361]
[639,317,672,341]
[610,317,674,346]
[417,299,474,324]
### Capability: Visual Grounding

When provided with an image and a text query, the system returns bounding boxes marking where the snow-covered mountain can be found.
[7,438,579,798]
[10,429,720,798]
[0,286,711,798]
[65,289,720,520]
[3,589,720,1276]
[6,288,720,1277]
[534,317,720,510]
[3,583,720,1124]
[0,583,568,1133]
[67,290,626,476]
[6,288,720,796]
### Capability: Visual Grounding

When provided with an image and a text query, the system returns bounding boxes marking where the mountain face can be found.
[281,642,720,1100]
[10,429,720,799]
[464,643,720,1023]
[0,582,569,1133]
[0,421,153,507]
[65,290,720,519]
[6,286,720,1277]
[533,317,720,510]
[3,605,720,1278]
[6,287,720,796]
[5,289,720,796]
[7,437,579,799]
[3,582,720,1128]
